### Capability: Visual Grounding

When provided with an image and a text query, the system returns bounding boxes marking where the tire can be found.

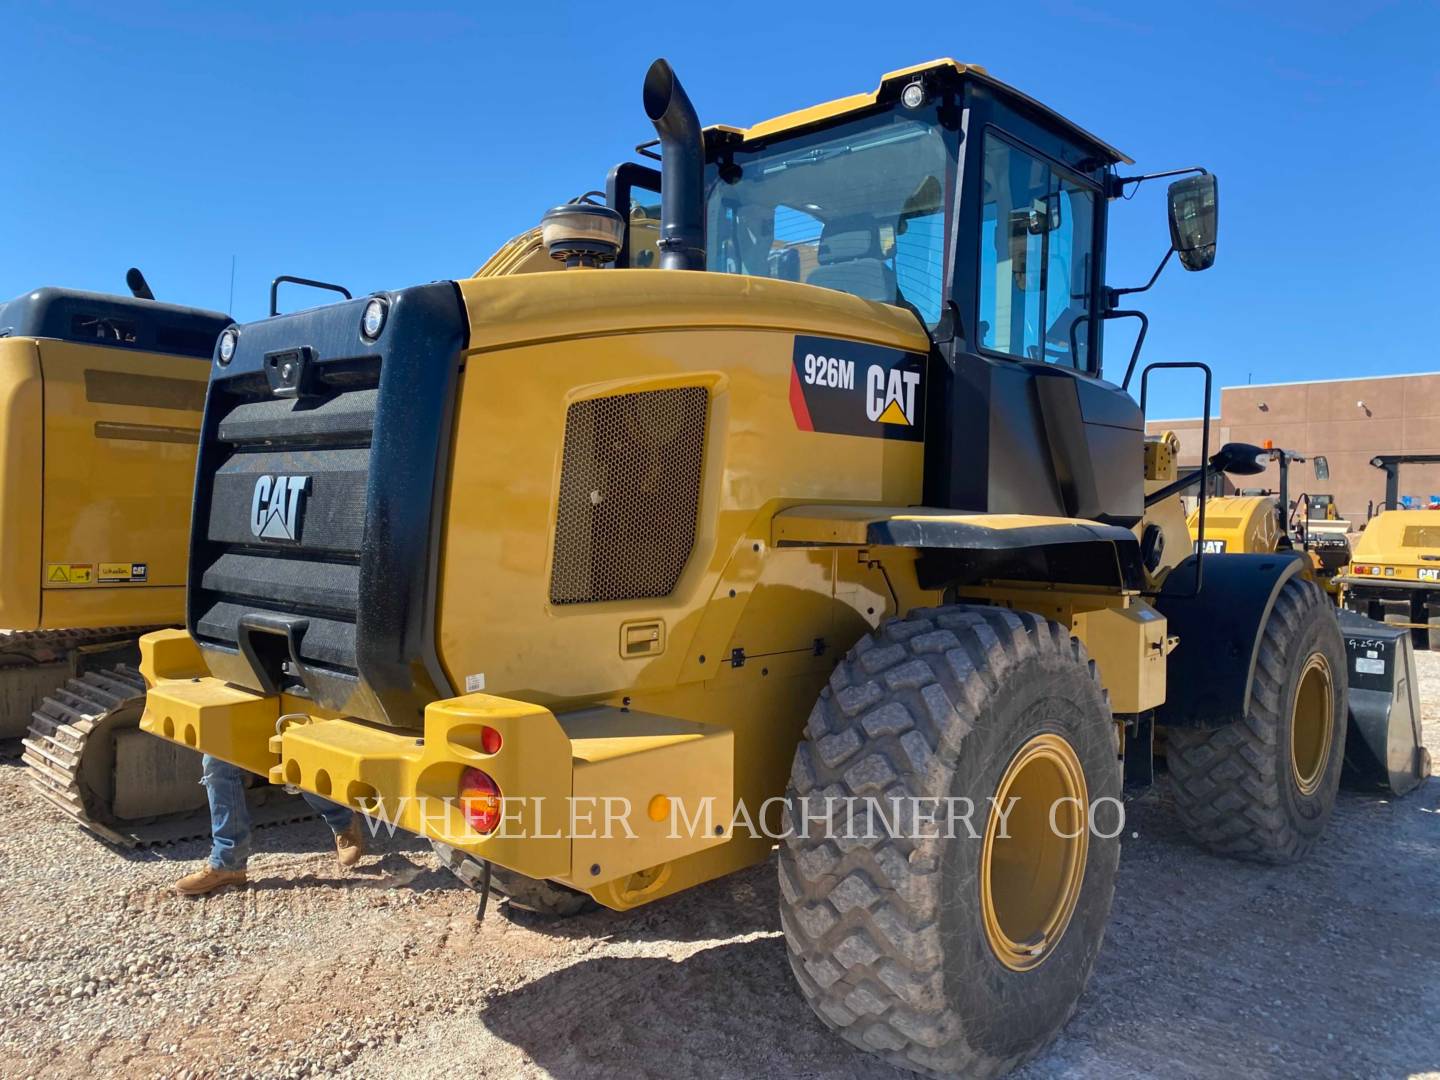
[779,605,1121,1079]
[431,840,597,917]
[1167,576,1347,864]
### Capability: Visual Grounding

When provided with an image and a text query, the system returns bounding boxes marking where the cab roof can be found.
[707,59,1132,166]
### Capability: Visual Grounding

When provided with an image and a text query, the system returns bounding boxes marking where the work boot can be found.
[335,820,367,868]
[175,866,247,896]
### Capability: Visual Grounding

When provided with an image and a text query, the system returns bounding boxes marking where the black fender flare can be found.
[1153,552,1306,728]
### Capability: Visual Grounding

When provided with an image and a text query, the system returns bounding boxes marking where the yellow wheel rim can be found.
[1290,654,1334,797]
[979,733,1089,973]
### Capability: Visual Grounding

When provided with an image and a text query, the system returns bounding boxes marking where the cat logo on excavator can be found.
[250,475,309,542]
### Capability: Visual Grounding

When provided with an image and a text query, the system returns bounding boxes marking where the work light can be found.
[361,297,388,340]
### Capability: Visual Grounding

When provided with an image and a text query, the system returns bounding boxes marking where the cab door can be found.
[929,127,1142,525]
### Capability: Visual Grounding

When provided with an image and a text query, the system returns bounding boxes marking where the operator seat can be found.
[805,215,896,304]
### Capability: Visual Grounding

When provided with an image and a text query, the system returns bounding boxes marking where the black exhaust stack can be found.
[126,267,155,301]
[643,59,706,271]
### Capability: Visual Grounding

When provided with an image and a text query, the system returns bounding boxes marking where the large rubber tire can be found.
[431,840,597,917]
[779,606,1121,1079]
[1167,576,1347,864]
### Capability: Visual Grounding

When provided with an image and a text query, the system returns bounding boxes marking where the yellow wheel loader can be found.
[139,59,1388,1076]
[2,273,302,845]
[1187,444,1350,582]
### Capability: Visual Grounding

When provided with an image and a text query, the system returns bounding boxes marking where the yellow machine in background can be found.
[1189,494,1279,555]
[1188,444,1351,588]
[140,58,1401,1078]
[2,273,234,843]
[1346,453,1440,647]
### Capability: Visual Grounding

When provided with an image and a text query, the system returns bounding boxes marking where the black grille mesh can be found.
[549,387,708,605]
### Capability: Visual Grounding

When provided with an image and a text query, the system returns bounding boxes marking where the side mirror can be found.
[1210,441,1267,476]
[1168,174,1218,272]
[1314,455,1330,482]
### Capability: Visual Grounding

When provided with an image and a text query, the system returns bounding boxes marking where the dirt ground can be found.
[2,659,1438,1080]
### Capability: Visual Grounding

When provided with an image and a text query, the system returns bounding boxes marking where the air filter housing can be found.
[540,204,625,268]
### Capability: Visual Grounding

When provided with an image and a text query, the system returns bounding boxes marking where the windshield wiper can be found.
[761,146,848,175]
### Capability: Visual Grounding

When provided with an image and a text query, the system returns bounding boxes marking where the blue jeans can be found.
[202,755,355,871]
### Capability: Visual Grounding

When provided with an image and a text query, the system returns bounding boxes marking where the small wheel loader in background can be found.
[1186,443,1350,582]
[2,274,298,844]
[137,58,1425,1078]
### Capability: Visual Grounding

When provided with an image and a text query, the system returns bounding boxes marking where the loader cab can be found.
[685,62,1152,526]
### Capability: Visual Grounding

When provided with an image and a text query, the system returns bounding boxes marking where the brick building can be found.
[1146,372,1440,524]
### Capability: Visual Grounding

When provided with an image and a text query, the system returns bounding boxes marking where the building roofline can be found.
[1225,371,1440,391]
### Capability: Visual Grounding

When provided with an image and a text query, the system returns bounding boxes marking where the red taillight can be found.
[480,725,502,754]
[459,766,502,834]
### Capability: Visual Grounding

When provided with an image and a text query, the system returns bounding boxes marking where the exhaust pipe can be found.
[125,267,155,301]
[643,59,706,271]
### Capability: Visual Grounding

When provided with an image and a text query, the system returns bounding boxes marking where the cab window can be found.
[705,107,957,328]
[978,133,1096,369]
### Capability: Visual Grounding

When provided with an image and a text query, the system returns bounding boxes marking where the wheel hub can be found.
[980,732,1089,973]
[1290,653,1334,797]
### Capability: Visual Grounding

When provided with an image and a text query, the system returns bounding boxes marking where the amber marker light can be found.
[459,767,502,834]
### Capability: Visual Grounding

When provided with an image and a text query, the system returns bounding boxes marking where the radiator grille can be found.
[550,387,708,605]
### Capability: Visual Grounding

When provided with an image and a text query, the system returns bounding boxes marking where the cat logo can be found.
[865,365,921,427]
[250,475,309,542]
[790,335,925,443]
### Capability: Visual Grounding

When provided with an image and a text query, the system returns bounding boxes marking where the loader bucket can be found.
[1337,610,1431,795]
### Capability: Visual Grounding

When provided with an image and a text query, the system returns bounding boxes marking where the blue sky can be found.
[4,1,1436,418]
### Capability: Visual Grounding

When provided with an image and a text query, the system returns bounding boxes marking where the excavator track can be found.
[22,664,313,847]
[0,626,156,759]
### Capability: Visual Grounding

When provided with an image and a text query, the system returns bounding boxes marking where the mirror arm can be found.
[1109,246,1174,302]
[1144,465,1204,508]
[1108,165,1209,198]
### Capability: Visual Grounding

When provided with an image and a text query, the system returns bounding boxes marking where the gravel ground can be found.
[2,658,1438,1080]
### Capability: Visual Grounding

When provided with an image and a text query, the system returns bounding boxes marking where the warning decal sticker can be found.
[789,336,926,442]
[46,564,93,585]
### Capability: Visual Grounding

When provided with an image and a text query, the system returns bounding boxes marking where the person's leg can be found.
[202,755,253,871]
[300,792,355,835]
[300,793,367,867]
[177,756,253,894]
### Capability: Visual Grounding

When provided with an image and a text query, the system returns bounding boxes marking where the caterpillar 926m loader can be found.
[1,274,253,844]
[139,59,1385,1076]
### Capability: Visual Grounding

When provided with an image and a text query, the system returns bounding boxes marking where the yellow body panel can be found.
[1139,434,1189,589]
[0,339,44,627]
[1345,509,1440,586]
[1070,604,1169,713]
[0,336,204,630]
[140,270,1163,909]
[1187,495,1279,556]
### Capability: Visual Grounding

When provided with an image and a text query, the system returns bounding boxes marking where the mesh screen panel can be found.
[549,387,708,605]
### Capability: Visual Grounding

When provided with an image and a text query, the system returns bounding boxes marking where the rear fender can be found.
[1154,552,1305,728]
